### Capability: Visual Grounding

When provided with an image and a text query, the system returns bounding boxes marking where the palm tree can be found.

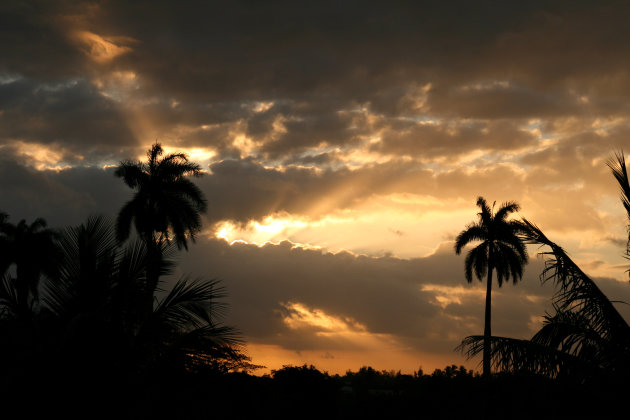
[114,143,207,313]
[458,152,630,381]
[41,215,250,376]
[0,216,60,317]
[454,197,528,377]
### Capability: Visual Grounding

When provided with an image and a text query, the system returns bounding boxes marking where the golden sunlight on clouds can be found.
[130,144,217,167]
[213,215,311,246]
[231,134,258,156]
[4,141,77,171]
[72,31,133,63]
[339,141,401,168]
[160,145,217,165]
[252,101,275,113]
[212,196,474,258]
[420,285,486,309]
[280,302,367,333]
[93,71,139,100]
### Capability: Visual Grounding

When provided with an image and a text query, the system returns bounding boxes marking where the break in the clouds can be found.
[2,0,630,372]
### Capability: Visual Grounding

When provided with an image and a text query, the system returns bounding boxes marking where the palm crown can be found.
[455,198,528,286]
[115,143,207,250]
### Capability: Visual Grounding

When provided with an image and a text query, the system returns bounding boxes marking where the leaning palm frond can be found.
[0,273,19,319]
[608,152,630,236]
[521,219,630,350]
[457,335,596,379]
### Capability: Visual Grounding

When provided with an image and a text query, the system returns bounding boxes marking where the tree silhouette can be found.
[115,143,207,314]
[458,152,630,381]
[0,216,60,318]
[0,214,251,417]
[41,215,248,376]
[454,197,528,377]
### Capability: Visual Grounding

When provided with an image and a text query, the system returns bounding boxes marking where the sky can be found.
[2,0,630,375]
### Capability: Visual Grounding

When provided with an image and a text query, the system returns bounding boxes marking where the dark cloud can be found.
[0,0,90,80]
[76,1,629,118]
[0,151,129,228]
[172,236,560,355]
[0,77,137,159]
[200,157,425,223]
[426,84,584,120]
[374,119,538,157]
[3,0,630,164]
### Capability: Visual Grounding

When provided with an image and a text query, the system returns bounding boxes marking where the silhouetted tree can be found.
[609,151,630,278]
[459,152,630,381]
[455,197,528,376]
[42,215,248,375]
[114,143,207,314]
[0,216,60,317]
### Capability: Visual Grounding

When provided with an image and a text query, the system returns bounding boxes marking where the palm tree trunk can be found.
[483,256,493,377]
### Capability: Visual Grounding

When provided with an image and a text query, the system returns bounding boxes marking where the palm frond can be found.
[476,196,493,227]
[454,224,486,254]
[0,273,20,318]
[153,276,228,331]
[494,201,520,222]
[607,151,630,227]
[114,160,147,189]
[521,218,630,347]
[457,335,594,379]
[464,243,488,283]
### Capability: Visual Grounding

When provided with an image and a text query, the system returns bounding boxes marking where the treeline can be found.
[79,363,621,419]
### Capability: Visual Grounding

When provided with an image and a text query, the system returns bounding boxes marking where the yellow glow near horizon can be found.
[244,343,473,376]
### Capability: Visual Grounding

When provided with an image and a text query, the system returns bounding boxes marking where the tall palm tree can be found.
[115,143,207,313]
[458,152,630,381]
[454,197,528,376]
